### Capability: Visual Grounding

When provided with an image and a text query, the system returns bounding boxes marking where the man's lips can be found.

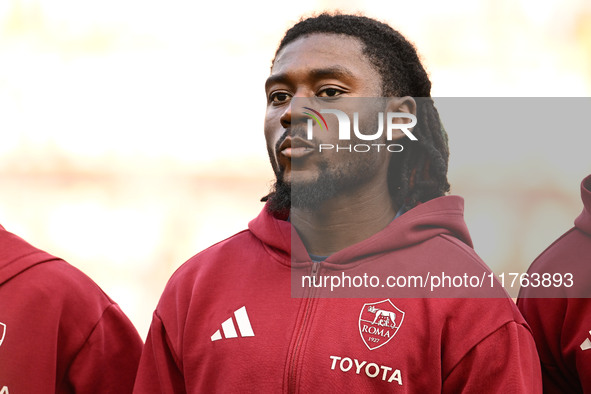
[279,137,315,159]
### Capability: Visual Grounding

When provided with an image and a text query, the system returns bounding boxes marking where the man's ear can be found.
[388,96,416,116]
[385,96,417,141]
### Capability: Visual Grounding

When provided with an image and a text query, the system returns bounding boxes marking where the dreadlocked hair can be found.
[274,13,450,208]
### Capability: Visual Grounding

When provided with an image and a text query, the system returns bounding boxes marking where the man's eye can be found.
[270,92,291,103]
[317,88,343,98]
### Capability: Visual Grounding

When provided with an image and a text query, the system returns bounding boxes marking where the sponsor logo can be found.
[210,306,255,342]
[329,355,402,385]
[359,300,404,350]
[0,322,5,348]
[581,330,591,351]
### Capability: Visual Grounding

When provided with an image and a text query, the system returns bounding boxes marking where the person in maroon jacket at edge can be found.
[517,174,591,393]
[0,225,143,393]
[134,13,542,393]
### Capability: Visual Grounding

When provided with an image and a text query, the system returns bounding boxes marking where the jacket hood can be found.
[575,174,591,235]
[249,195,472,266]
[0,225,60,285]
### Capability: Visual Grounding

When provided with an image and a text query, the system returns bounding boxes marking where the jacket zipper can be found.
[287,262,320,393]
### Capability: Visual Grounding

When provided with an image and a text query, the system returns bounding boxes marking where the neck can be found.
[290,178,397,256]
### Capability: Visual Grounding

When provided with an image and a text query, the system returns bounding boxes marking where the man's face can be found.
[264,33,390,211]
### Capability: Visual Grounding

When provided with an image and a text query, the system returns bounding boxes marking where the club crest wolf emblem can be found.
[358,299,404,350]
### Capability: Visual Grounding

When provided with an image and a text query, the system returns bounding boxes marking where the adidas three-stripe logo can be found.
[211,306,254,341]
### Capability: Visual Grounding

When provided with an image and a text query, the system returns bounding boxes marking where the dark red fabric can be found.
[518,174,591,393]
[135,196,542,393]
[0,226,143,393]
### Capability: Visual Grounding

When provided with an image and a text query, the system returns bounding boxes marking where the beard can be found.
[265,107,386,214]
[266,148,380,214]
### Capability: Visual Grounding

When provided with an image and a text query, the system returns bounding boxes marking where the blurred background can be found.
[1,0,590,337]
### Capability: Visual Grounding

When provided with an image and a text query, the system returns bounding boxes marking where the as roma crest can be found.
[359,299,404,350]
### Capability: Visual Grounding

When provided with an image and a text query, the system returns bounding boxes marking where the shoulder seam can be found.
[58,302,120,386]
[437,234,487,270]
[526,227,577,272]
[153,309,184,370]
[443,320,525,381]
[168,229,252,281]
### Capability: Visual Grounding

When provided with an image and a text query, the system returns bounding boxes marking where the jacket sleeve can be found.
[518,297,591,393]
[133,312,187,394]
[442,321,542,393]
[66,303,143,393]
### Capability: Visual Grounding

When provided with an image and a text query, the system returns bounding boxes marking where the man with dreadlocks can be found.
[134,14,542,392]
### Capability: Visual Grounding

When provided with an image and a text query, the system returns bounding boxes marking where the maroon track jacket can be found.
[135,196,542,393]
[0,225,143,393]
[518,175,591,393]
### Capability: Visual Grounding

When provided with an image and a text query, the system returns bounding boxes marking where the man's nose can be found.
[279,102,291,129]
[281,96,314,130]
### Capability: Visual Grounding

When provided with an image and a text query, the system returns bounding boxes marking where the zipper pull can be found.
[311,262,320,279]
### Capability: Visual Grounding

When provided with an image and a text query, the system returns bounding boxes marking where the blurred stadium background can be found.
[1,0,590,337]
